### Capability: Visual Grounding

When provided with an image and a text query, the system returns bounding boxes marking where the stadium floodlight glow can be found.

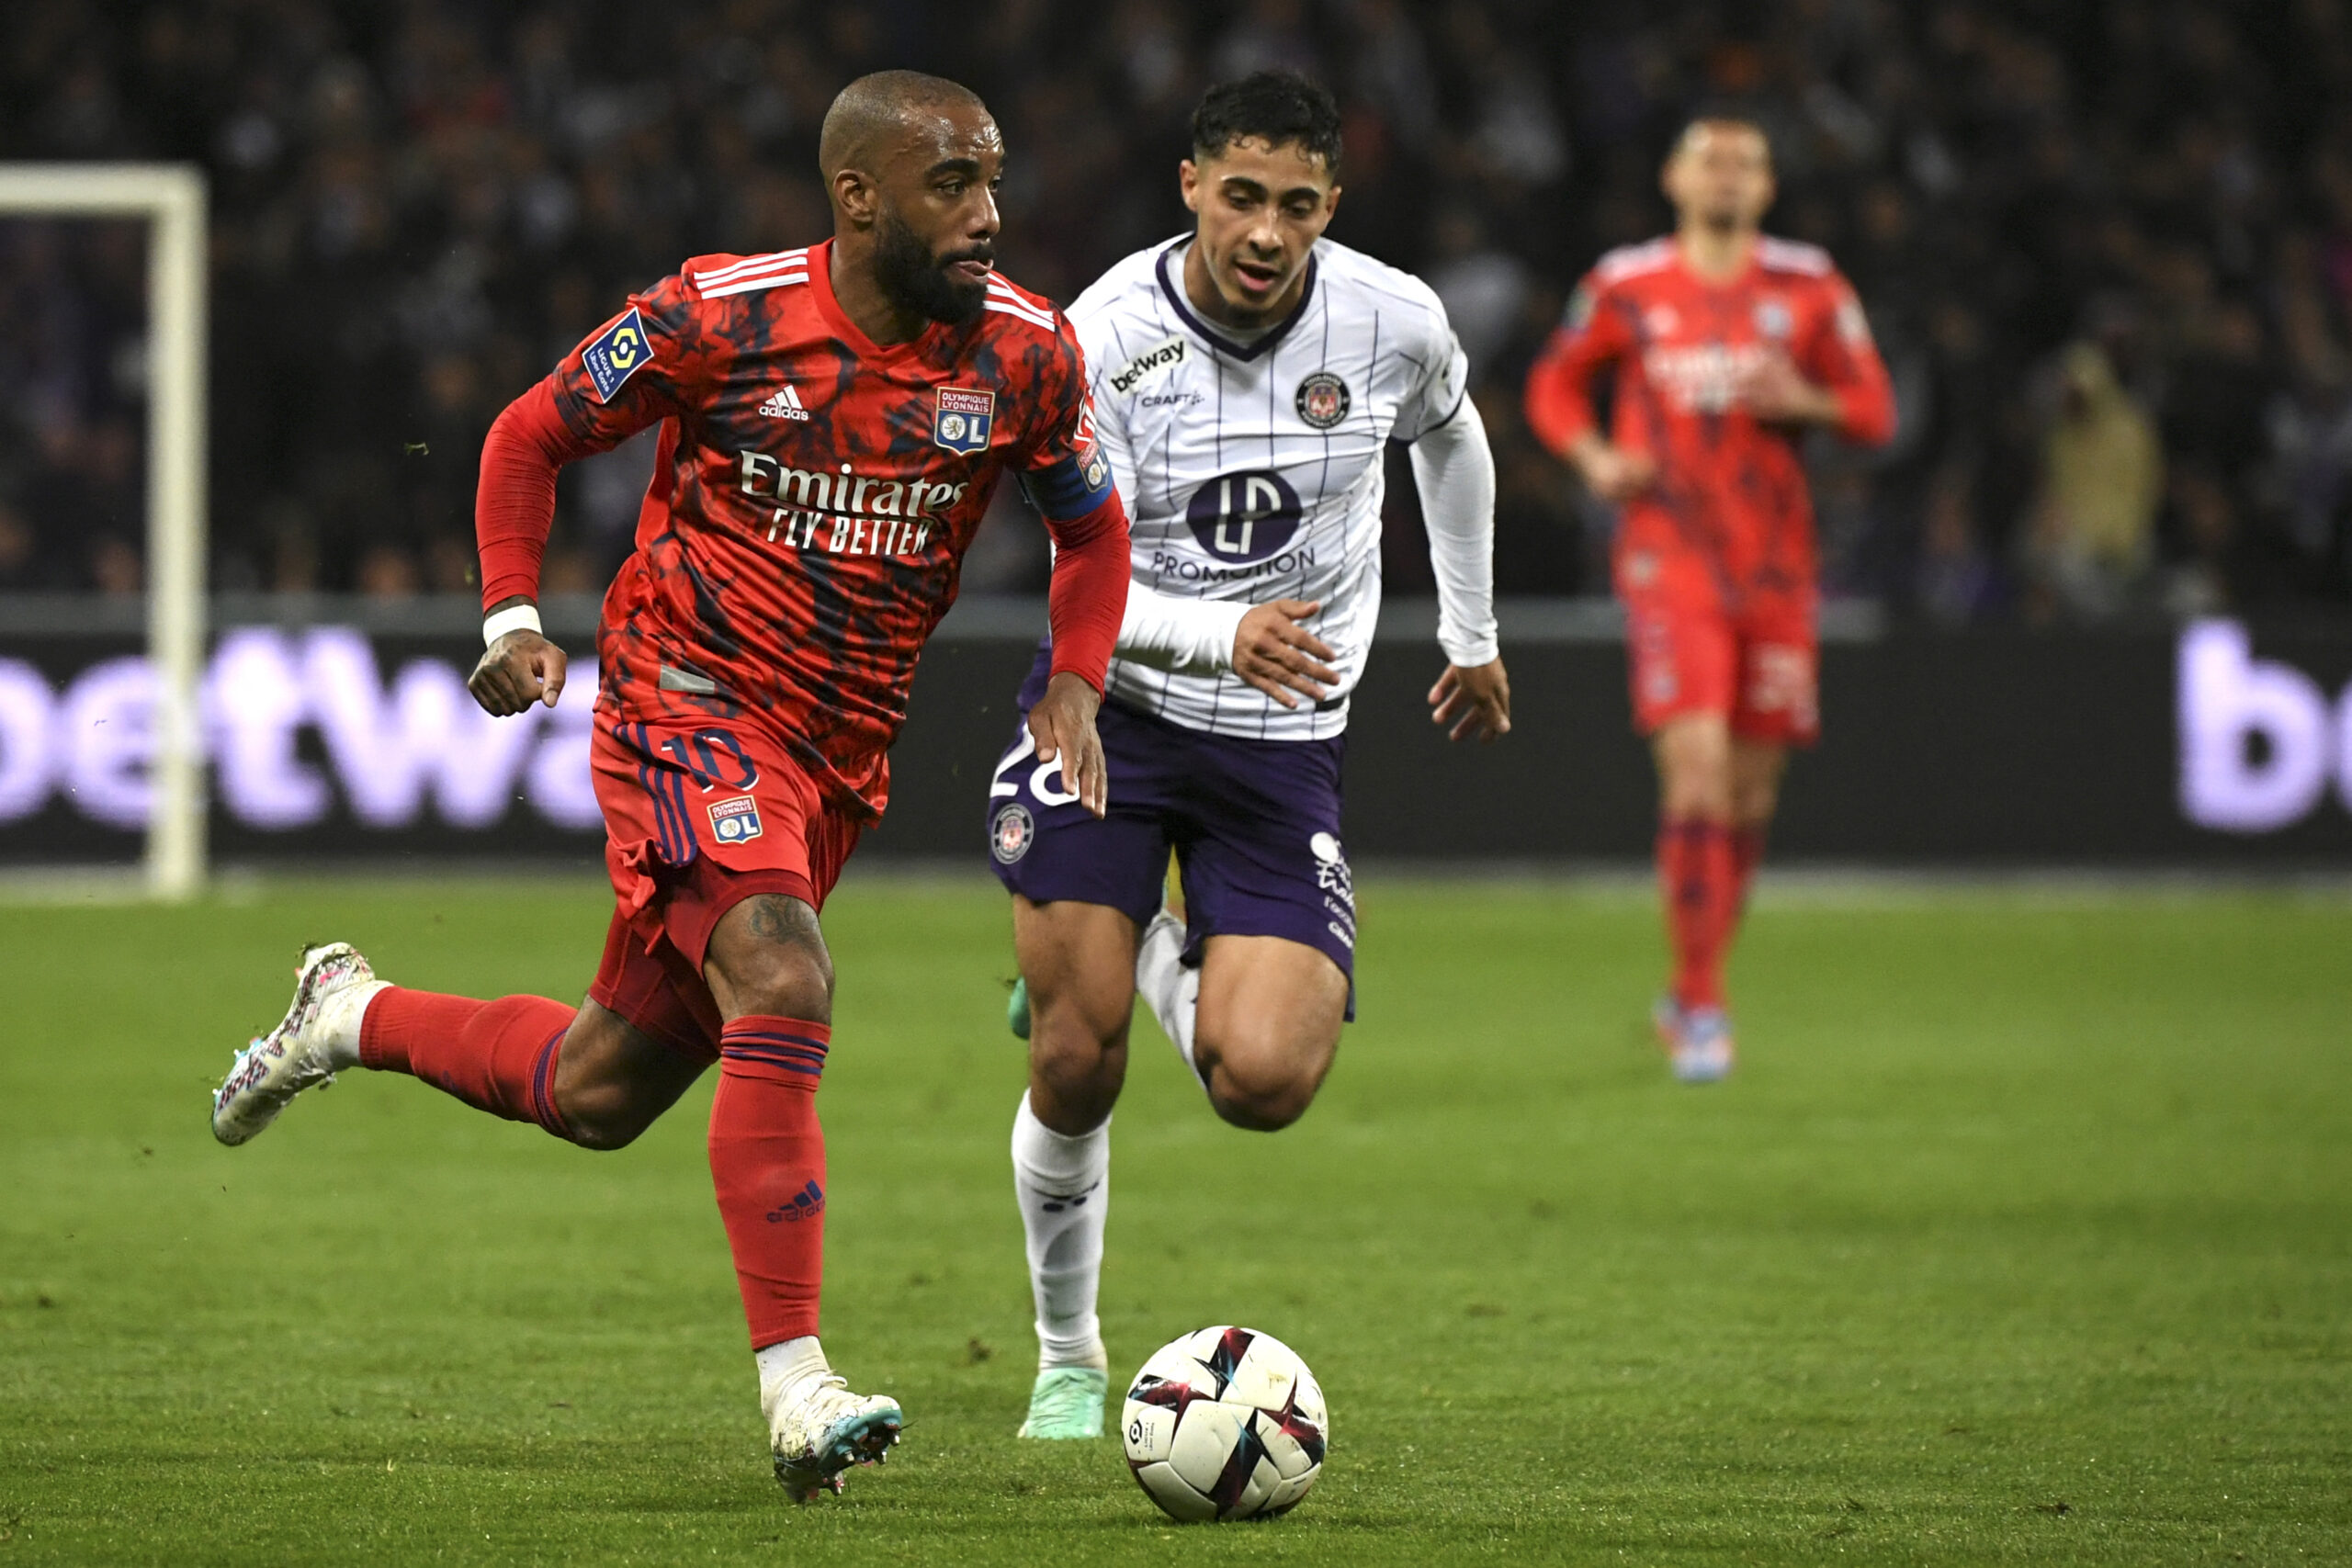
[0,164,209,898]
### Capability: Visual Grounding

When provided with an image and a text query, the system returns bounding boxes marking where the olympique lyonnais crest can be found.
[1294,371,1350,430]
[990,802,1035,864]
[708,795,764,845]
[933,387,996,455]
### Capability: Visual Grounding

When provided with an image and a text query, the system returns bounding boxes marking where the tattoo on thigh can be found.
[742,894,819,946]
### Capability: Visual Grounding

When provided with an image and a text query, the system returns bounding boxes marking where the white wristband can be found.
[482,603,543,647]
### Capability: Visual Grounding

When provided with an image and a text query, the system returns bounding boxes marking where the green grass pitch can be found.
[1,872,2347,1564]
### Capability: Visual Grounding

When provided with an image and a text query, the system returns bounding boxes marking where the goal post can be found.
[0,164,209,899]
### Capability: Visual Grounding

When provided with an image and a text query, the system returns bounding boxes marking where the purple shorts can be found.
[987,647,1356,1000]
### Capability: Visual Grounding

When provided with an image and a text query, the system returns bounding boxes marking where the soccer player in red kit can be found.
[1524,117,1893,1082]
[208,72,1130,1500]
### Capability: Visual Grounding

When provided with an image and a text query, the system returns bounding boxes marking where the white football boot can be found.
[766,1372,903,1501]
[211,942,388,1145]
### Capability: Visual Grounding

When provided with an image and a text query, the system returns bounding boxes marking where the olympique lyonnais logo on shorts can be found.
[1294,371,1350,430]
[708,795,764,844]
[990,802,1035,864]
[933,387,995,455]
[583,308,650,402]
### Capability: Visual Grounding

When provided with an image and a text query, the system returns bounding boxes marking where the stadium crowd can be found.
[2,0,2350,623]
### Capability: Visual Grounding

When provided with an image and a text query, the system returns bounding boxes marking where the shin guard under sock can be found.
[1011,1091,1110,1370]
[708,1016,831,1349]
[357,988,577,1138]
[1657,818,1736,1011]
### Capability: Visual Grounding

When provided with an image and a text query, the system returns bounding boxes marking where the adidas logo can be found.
[758,385,811,421]
[766,1179,825,1223]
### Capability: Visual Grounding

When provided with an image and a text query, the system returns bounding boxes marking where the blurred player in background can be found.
[209,71,1130,1500]
[1525,117,1894,1083]
[986,72,1507,1439]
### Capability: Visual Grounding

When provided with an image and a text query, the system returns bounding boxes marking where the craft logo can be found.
[583,308,650,401]
[990,802,1035,863]
[933,387,995,455]
[1294,372,1350,430]
[708,795,764,844]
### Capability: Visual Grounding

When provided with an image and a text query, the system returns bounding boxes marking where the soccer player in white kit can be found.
[983,72,1510,1438]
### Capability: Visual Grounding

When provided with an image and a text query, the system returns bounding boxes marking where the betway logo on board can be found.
[2177,620,2352,832]
[0,628,597,834]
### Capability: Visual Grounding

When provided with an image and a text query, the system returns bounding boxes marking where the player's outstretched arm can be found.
[1114,581,1338,706]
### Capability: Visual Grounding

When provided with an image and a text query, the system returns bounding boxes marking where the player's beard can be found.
[874,207,990,325]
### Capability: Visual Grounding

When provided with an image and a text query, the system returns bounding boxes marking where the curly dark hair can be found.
[1190,70,1343,173]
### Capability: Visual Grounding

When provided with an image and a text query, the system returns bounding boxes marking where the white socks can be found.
[1011,1091,1110,1371]
[318,981,390,1071]
[755,1335,830,1416]
[1134,913,1201,1081]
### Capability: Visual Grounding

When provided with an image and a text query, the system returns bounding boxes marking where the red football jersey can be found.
[1524,235,1895,609]
[526,240,1116,820]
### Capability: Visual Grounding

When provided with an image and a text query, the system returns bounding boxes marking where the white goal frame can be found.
[0,164,208,898]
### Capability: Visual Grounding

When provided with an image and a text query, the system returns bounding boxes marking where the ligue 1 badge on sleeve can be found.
[1294,371,1350,430]
[933,387,996,455]
[583,307,650,402]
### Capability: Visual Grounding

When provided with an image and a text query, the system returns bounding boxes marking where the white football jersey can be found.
[1069,235,1469,739]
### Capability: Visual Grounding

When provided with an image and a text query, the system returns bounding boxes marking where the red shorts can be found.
[585,714,861,1064]
[1619,557,1819,745]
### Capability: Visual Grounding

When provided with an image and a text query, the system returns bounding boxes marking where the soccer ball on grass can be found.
[1120,1325,1328,1522]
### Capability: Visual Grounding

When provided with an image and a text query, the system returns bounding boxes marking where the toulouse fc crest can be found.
[934,387,995,455]
[990,802,1035,863]
[1294,371,1350,430]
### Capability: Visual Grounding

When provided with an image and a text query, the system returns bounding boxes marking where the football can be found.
[1120,1325,1329,1522]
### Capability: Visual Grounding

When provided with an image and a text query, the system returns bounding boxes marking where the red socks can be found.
[707,1016,831,1348]
[359,988,577,1138]
[1657,818,1736,1011]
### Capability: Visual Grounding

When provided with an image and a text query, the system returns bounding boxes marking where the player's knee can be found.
[1734,782,1780,826]
[724,941,834,1022]
[555,1081,659,1151]
[1661,767,1733,821]
[1202,1044,1327,1132]
[1026,988,1127,1114]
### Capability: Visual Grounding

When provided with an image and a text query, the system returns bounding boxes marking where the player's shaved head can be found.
[819,71,990,182]
[820,71,1005,338]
